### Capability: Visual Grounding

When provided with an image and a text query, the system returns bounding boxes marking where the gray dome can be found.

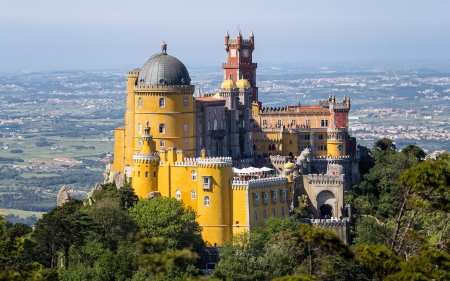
[137,53,191,86]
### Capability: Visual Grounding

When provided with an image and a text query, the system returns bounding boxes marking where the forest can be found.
[1,138,450,281]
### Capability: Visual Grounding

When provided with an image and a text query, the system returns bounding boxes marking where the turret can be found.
[132,122,159,198]
[225,31,229,51]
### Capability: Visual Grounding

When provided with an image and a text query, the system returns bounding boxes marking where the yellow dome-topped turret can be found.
[221,79,237,89]
[284,161,294,171]
[236,79,251,89]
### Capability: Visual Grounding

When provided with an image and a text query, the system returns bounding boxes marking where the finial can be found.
[250,30,254,37]
[161,41,167,54]
[226,30,229,37]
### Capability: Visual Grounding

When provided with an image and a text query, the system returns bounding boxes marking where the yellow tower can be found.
[132,122,159,198]
[196,151,233,246]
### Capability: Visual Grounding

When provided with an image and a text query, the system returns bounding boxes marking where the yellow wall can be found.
[196,164,232,246]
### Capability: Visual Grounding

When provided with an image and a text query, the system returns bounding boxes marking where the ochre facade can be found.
[109,32,357,246]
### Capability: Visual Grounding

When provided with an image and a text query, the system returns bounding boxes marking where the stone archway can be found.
[320,204,333,218]
[317,190,336,218]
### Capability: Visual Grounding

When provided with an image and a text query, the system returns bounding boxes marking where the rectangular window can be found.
[262,119,267,126]
[202,176,211,190]
[263,192,269,204]
[137,171,140,177]
[255,194,260,205]
[321,119,328,127]
[277,119,282,126]
[145,172,149,177]
[281,191,286,202]
[318,134,323,140]
[273,192,278,203]
[262,133,266,139]
[183,97,188,108]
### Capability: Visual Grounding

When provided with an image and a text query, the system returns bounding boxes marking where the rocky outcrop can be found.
[57,185,70,206]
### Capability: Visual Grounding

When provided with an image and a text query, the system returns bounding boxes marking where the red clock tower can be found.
[222,30,258,103]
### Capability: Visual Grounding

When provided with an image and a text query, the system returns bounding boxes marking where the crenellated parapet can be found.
[231,176,286,190]
[198,157,233,168]
[127,70,140,77]
[259,106,327,115]
[270,155,291,165]
[307,174,345,184]
[174,157,199,167]
[133,152,159,163]
[299,218,350,226]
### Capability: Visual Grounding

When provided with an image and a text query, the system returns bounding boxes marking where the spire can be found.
[237,29,242,38]
[226,30,229,38]
[161,41,167,55]
[250,30,254,37]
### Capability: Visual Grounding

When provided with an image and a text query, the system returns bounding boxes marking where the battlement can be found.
[226,39,252,46]
[299,218,350,226]
[312,155,351,160]
[133,152,159,163]
[198,157,233,167]
[231,176,286,190]
[222,63,257,67]
[174,157,198,167]
[307,174,345,183]
[259,106,327,114]
[126,71,140,77]
[270,155,291,164]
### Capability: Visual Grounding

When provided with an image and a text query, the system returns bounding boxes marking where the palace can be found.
[107,31,360,246]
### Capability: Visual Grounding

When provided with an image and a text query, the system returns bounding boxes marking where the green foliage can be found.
[90,181,138,209]
[401,144,426,161]
[386,248,450,281]
[300,224,353,259]
[134,235,199,280]
[129,197,202,250]
[374,138,396,152]
[272,275,316,281]
[292,195,312,218]
[9,149,24,154]
[354,244,401,280]
[30,199,93,269]
[353,216,391,247]
[213,218,306,281]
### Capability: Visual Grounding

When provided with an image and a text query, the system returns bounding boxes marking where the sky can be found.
[1,0,450,72]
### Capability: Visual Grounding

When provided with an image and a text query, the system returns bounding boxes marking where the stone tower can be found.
[223,30,258,103]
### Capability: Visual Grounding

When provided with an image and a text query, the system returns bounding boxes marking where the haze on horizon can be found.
[1,0,450,72]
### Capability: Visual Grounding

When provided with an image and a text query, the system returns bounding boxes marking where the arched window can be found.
[138,140,142,147]
[184,139,188,147]
[207,121,211,131]
[183,123,188,134]
[255,193,260,205]
[263,209,267,220]
[281,207,285,218]
[272,208,276,217]
[175,190,181,200]
[245,73,250,79]
[221,120,224,129]
[338,144,343,152]
[183,97,188,108]
[159,124,165,134]
[214,108,217,115]
[199,138,203,146]
[199,121,202,133]
[159,97,165,108]
[138,97,142,108]
[204,196,210,206]
[229,73,233,80]
[254,211,258,221]
[191,170,197,181]
[138,123,142,134]
[160,139,165,147]
[191,190,196,200]
[214,119,218,130]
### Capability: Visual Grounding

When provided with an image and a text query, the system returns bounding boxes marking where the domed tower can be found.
[132,42,196,159]
[133,122,159,198]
